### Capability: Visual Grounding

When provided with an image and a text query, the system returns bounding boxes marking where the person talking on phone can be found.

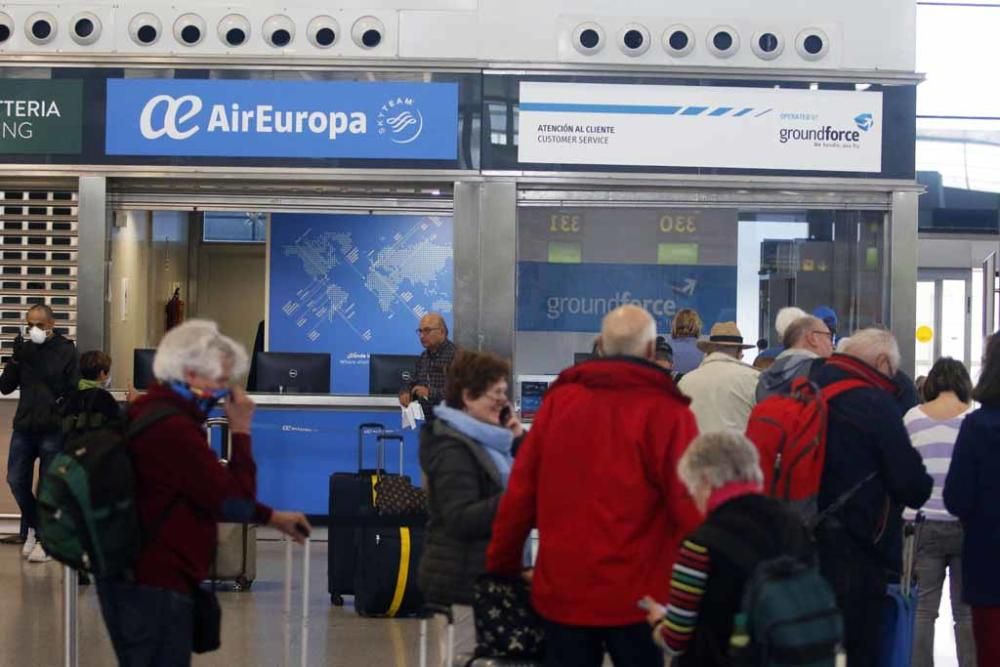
[0,304,78,563]
[96,320,310,666]
[417,350,524,661]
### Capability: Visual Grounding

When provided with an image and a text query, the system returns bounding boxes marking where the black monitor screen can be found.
[574,353,593,365]
[133,349,157,390]
[254,352,331,394]
[369,354,420,395]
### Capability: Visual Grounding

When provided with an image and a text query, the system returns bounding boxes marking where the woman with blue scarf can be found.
[418,350,524,661]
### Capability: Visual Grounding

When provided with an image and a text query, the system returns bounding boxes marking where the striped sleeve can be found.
[655,538,711,656]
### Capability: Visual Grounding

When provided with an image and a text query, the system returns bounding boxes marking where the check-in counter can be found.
[0,392,419,521]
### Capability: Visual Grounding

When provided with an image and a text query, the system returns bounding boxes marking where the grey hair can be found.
[678,431,764,495]
[601,306,657,358]
[153,319,249,383]
[838,328,900,372]
[783,316,825,349]
[774,306,808,339]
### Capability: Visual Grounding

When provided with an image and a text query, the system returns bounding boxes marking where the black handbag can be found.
[472,574,546,659]
[191,585,221,654]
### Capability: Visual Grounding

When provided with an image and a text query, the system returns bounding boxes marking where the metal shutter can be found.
[0,188,78,362]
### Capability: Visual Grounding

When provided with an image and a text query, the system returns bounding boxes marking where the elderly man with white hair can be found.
[811,328,932,667]
[488,305,700,667]
[96,320,311,666]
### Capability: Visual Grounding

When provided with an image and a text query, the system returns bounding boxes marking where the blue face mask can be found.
[168,381,231,414]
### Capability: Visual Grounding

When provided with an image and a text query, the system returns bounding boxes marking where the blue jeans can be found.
[97,578,193,667]
[6,430,62,538]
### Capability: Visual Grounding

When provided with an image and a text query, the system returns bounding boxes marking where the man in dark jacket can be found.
[0,304,78,561]
[488,305,701,667]
[399,312,457,417]
[813,329,932,667]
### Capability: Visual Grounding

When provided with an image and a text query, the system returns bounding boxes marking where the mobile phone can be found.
[499,405,512,426]
[637,598,652,611]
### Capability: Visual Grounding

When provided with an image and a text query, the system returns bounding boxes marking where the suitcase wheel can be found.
[234,575,253,592]
[331,593,345,606]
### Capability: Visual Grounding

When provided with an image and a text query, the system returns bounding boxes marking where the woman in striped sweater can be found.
[904,357,976,667]
[641,431,812,666]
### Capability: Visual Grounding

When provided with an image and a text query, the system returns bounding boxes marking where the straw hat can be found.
[697,322,755,352]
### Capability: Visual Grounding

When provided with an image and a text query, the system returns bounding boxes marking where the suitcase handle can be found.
[378,434,405,475]
[205,417,231,460]
[357,423,386,471]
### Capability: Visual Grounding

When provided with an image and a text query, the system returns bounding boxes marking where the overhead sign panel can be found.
[0,80,82,155]
[518,82,883,173]
[106,79,459,160]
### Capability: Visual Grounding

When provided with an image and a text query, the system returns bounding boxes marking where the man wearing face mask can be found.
[96,320,310,665]
[811,328,932,667]
[0,304,78,562]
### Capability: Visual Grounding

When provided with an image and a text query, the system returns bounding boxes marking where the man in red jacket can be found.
[96,320,310,666]
[487,305,701,667]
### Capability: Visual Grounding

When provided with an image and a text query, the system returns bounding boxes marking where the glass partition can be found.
[514,204,887,377]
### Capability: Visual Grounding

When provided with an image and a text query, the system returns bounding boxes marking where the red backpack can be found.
[745,377,868,520]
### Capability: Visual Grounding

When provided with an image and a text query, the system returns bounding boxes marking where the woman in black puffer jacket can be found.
[418,350,524,660]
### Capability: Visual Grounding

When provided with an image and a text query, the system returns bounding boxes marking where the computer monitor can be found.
[253,352,331,394]
[133,349,157,390]
[369,354,421,395]
[517,374,558,420]
[574,352,594,365]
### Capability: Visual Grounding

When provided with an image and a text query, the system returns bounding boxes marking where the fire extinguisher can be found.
[165,287,185,331]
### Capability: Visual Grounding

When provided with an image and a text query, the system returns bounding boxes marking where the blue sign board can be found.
[105,79,459,160]
[517,262,737,333]
[269,213,454,394]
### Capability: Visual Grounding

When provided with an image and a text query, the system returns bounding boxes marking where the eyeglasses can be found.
[416,327,442,335]
[811,330,834,340]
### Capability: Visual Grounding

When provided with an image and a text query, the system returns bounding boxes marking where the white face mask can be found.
[28,326,47,345]
[102,375,112,389]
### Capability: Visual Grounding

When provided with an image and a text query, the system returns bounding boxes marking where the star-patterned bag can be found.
[373,474,429,516]
[472,574,546,659]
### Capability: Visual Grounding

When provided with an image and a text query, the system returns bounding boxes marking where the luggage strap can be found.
[387,527,412,617]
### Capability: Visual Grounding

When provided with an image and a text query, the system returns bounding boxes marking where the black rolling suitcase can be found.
[327,424,427,611]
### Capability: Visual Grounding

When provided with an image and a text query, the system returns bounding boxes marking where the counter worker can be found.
[399,313,458,418]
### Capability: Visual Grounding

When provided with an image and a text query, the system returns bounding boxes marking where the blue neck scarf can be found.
[434,404,514,486]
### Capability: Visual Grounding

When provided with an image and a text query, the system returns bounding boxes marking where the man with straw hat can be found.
[677,322,760,433]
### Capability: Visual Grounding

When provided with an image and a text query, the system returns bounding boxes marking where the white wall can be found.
[0,0,916,72]
[918,236,1000,270]
[108,211,152,389]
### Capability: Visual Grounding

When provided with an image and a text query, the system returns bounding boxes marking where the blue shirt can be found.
[668,336,704,375]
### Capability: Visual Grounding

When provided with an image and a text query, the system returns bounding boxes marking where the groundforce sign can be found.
[0,80,83,155]
[518,82,884,173]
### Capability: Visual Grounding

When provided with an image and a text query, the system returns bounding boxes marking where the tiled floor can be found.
[0,529,967,667]
[0,533,445,667]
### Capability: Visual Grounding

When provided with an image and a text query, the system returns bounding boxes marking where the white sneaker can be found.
[21,529,36,559]
[27,542,50,563]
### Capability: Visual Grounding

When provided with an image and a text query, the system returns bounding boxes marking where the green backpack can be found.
[701,524,844,667]
[37,403,179,576]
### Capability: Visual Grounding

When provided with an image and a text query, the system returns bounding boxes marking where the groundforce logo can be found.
[139,94,369,141]
[778,113,875,146]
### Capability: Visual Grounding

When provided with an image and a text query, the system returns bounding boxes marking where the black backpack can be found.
[37,398,179,576]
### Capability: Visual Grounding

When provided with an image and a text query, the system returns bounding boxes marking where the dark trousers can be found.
[97,578,194,667]
[543,620,663,667]
[6,430,62,537]
[819,533,886,667]
[972,607,1000,667]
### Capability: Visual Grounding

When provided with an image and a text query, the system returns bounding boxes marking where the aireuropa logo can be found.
[138,94,368,142]
[854,113,875,132]
[376,96,423,144]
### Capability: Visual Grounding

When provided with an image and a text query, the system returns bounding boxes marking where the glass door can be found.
[915,270,973,380]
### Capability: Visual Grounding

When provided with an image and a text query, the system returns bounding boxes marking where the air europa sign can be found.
[105,79,458,160]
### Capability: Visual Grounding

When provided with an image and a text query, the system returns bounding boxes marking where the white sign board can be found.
[518,82,884,173]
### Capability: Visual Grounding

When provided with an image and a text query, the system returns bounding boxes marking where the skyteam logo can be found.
[377,97,424,144]
[854,113,875,132]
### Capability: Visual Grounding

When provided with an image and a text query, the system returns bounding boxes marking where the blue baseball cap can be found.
[813,306,838,330]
